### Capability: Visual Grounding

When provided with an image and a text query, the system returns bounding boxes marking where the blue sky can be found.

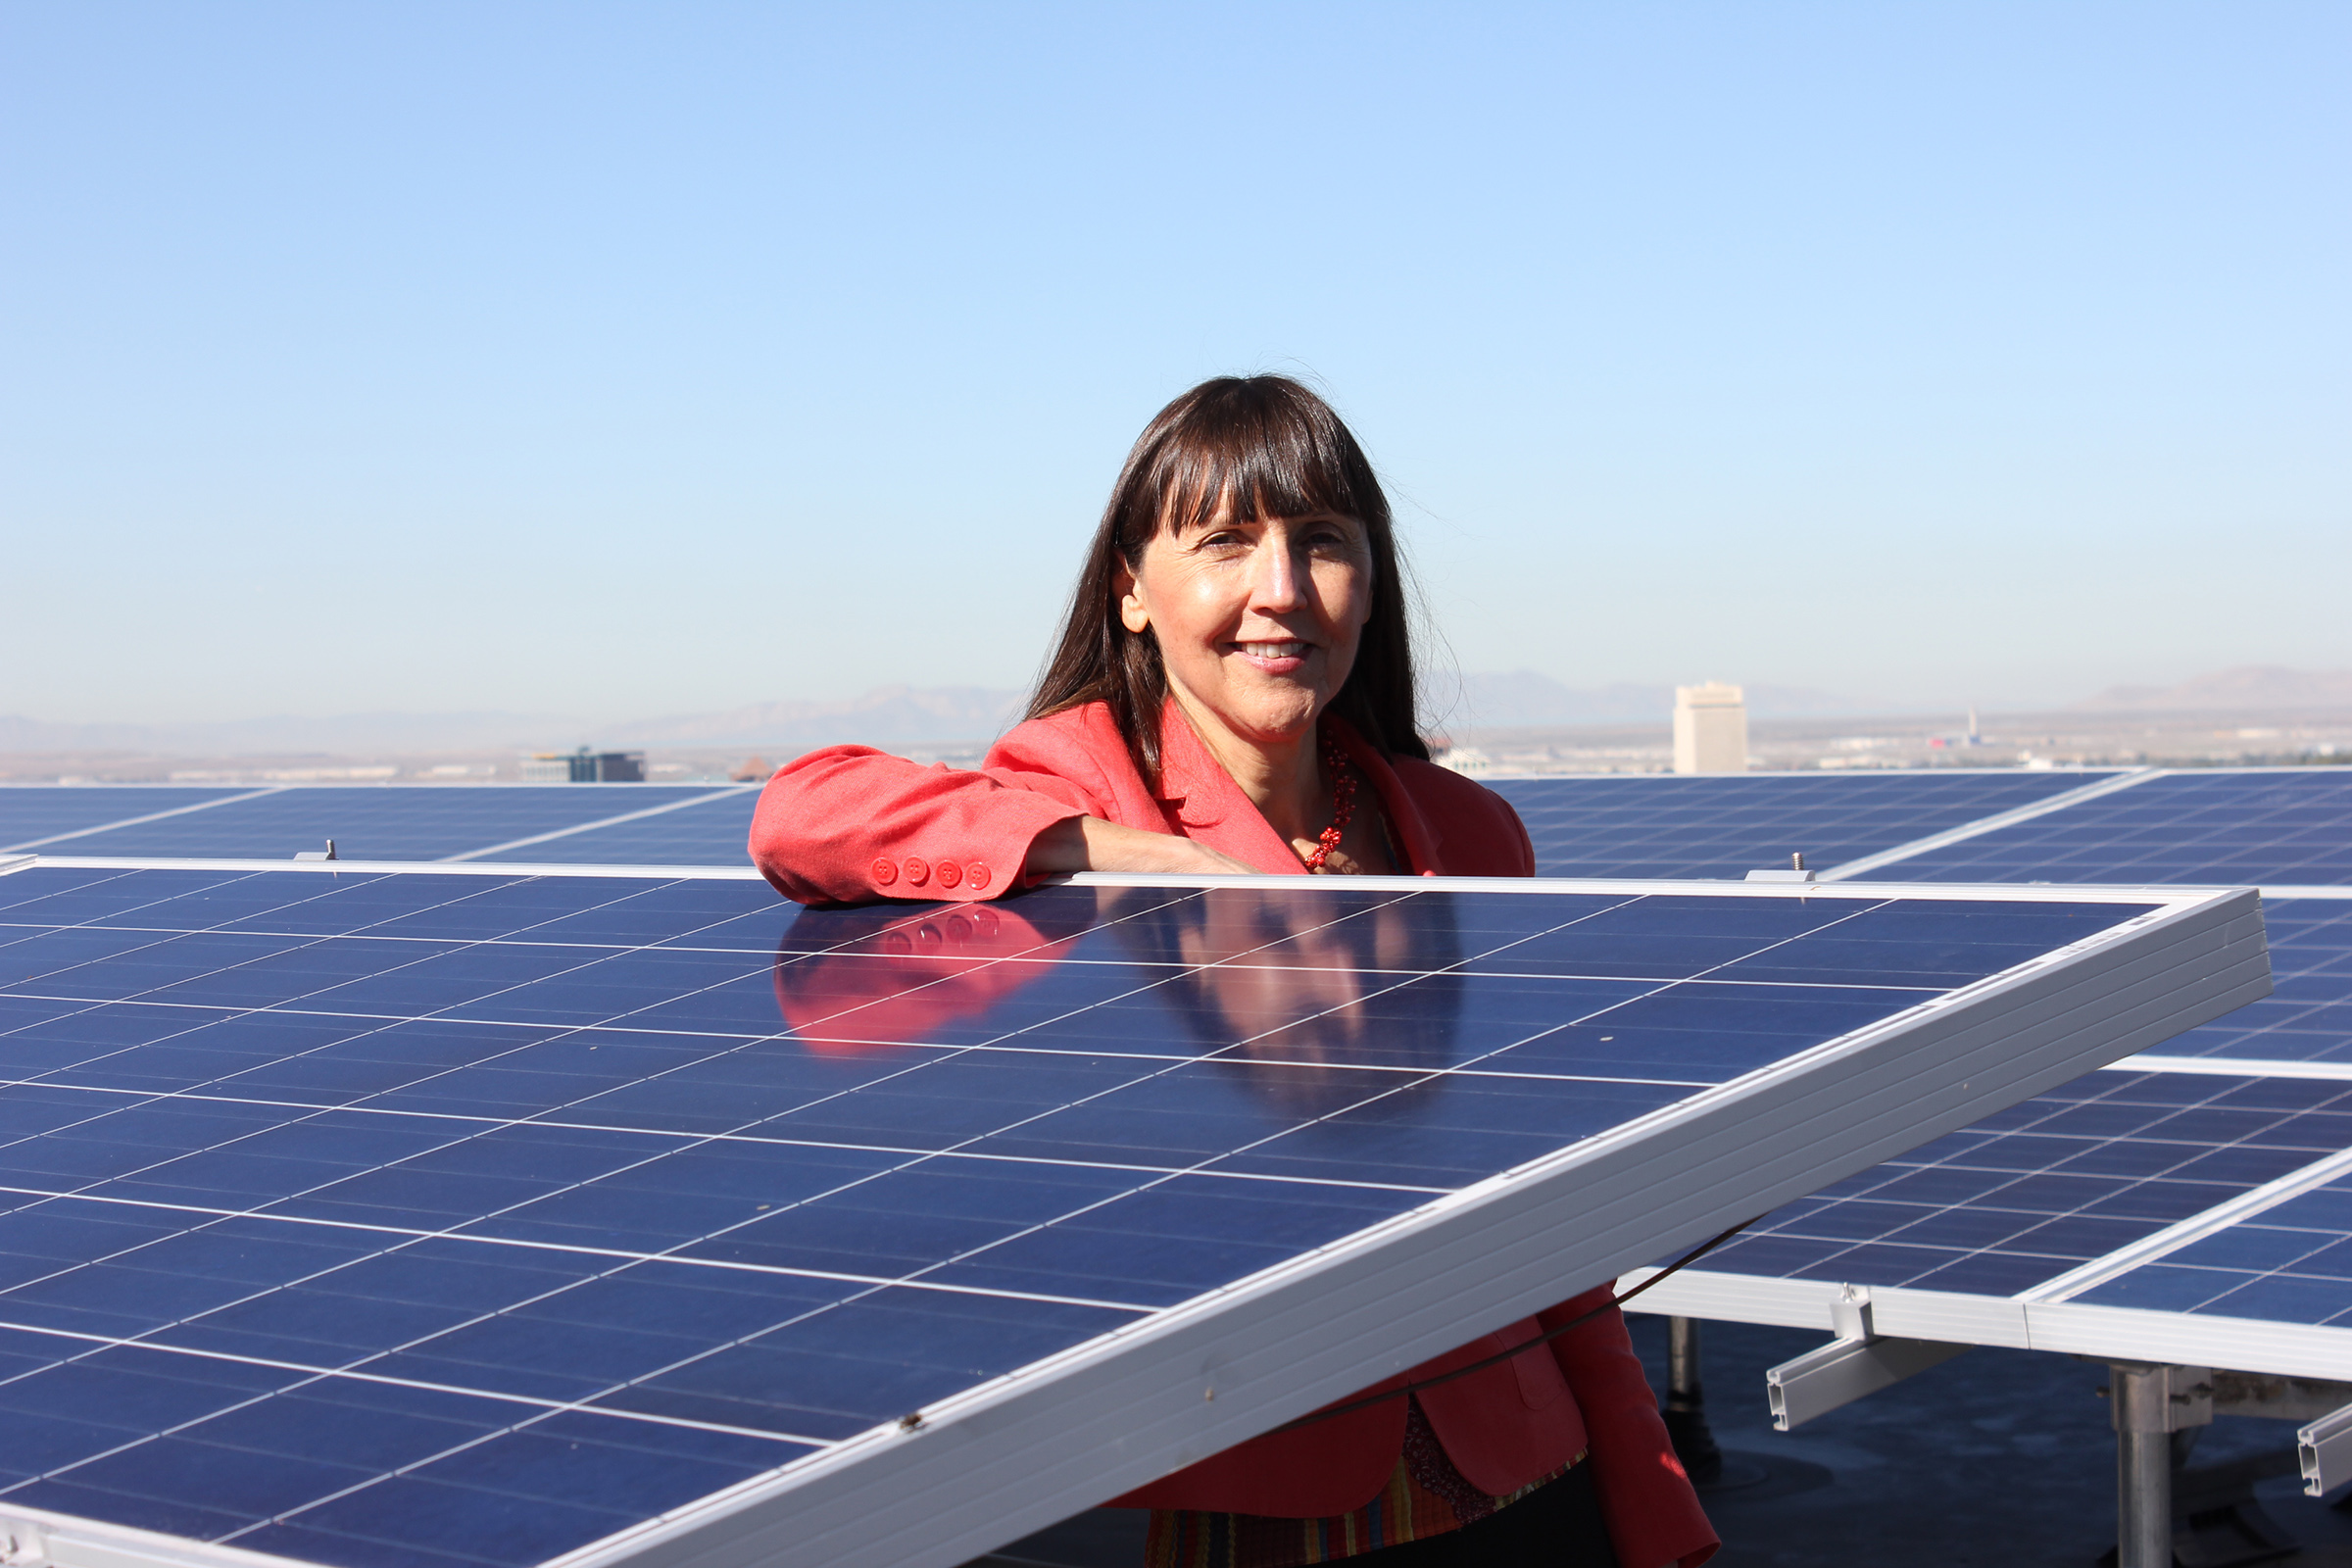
[5,2,2345,726]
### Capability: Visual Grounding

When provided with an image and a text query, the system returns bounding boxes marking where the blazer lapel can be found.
[1327,716,1442,874]
[1152,703,1308,874]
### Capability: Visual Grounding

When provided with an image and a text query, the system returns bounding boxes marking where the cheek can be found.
[1316,562,1376,634]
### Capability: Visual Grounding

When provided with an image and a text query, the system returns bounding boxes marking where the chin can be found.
[1229,698,1324,745]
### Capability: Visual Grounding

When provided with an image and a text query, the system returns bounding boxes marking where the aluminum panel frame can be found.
[1624,1277,2352,1385]
[2028,1302,2352,1384]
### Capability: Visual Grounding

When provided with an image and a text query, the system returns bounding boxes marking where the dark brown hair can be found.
[1025,375,1428,784]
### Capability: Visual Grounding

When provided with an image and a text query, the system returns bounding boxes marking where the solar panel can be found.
[0,788,266,855]
[1626,899,2352,1360]
[1617,764,2352,1394]
[0,860,2263,1568]
[37,787,742,865]
[2134,897,2352,1063]
[0,767,2128,877]
[1667,1064,2352,1300]
[1855,768,2352,888]
[468,791,761,867]
[2067,1161,2352,1327]
[1487,769,2119,880]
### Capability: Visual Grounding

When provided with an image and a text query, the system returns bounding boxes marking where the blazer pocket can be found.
[1503,1328,1569,1411]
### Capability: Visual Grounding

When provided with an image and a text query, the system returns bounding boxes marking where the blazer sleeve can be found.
[1541,1288,1718,1568]
[748,721,1124,906]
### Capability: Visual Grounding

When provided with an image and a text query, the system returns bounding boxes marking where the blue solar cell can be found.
[0,864,2187,1566]
[1693,1071,2352,1298]
[0,788,259,853]
[1489,769,2114,879]
[41,786,736,863]
[1864,769,2352,887]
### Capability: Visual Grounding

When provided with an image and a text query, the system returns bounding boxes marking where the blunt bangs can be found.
[1136,390,1389,550]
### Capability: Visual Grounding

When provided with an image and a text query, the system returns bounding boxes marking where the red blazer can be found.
[750,702,1717,1568]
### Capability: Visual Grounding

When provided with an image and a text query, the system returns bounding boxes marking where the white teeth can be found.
[1241,641,1307,659]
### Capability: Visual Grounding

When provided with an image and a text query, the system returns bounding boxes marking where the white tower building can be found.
[1673,682,1748,774]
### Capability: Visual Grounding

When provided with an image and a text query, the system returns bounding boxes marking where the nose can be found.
[1248,529,1305,612]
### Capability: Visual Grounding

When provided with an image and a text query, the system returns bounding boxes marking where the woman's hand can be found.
[1024,816,1259,879]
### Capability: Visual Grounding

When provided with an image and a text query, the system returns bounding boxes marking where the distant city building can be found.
[1435,745,1493,777]
[521,747,646,783]
[1672,682,1748,774]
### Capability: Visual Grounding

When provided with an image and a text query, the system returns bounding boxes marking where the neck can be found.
[1167,692,1327,842]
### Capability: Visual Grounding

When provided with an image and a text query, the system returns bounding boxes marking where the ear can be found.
[1116,561,1151,634]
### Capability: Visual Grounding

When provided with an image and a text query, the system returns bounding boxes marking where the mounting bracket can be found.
[2299,1401,2352,1498]
[1764,1285,1967,1430]
[0,1516,48,1568]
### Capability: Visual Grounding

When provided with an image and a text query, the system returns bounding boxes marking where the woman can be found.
[751,376,1716,1568]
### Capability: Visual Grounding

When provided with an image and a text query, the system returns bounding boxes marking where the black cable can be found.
[1265,1214,1761,1435]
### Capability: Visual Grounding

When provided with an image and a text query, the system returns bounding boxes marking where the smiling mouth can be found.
[1233,640,1311,660]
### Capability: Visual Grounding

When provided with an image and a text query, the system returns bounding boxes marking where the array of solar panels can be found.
[0,861,2194,1567]
[17,767,2342,888]
[6,766,2349,1498]
[12,769,2348,885]
[1656,766,2352,1355]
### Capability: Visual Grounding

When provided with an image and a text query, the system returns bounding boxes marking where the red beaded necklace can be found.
[1300,735,1356,873]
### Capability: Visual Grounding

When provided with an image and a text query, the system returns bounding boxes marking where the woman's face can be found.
[1119,507,1376,753]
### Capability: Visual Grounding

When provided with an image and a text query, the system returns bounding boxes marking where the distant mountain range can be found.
[2072,665,2352,712]
[0,710,589,756]
[8,664,2345,756]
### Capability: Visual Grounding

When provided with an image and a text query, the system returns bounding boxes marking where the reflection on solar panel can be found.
[1488,770,2117,880]
[1860,768,2352,887]
[0,788,264,854]
[34,786,743,864]
[0,862,2262,1568]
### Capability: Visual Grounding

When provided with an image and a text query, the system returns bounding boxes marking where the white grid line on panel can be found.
[1666,1070,2350,1299]
[1831,769,2352,890]
[0,1311,840,1449]
[439,786,760,864]
[1817,768,2161,882]
[0,787,291,854]
[2021,1144,2352,1304]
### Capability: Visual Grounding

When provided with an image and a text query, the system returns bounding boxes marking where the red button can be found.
[871,857,898,887]
[966,861,990,891]
[902,857,930,887]
[936,859,962,890]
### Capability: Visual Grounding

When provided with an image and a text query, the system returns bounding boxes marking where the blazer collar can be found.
[1152,701,1443,875]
